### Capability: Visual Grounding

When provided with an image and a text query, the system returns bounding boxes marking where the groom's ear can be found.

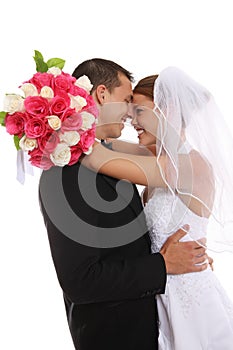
[96,85,108,105]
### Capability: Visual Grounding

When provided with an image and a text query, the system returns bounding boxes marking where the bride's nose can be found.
[127,102,134,118]
[130,112,138,127]
[131,115,137,126]
[126,103,136,126]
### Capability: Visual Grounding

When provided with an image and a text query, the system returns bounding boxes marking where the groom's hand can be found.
[160,225,208,274]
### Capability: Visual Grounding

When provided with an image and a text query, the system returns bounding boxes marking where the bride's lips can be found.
[134,127,145,137]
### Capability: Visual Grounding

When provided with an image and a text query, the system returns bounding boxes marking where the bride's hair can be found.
[133,75,158,100]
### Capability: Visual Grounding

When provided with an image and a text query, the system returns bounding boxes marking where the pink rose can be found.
[70,85,89,98]
[25,117,47,138]
[79,127,96,152]
[25,72,53,93]
[24,96,50,117]
[53,72,75,95]
[82,96,99,118]
[38,129,59,154]
[49,95,70,116]
[68,145,83,165]
[28,147,53,170]
[61,109,83,132]
[5,112,28,137]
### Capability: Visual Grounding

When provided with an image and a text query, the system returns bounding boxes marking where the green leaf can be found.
[14,135,20,150]
[33,50,65,72]
[35,59,48,73]
[33,50,48,72]
[0,111,7,126]
[34,50,44,61]
[47,57,65,70]
[34,58,48,73]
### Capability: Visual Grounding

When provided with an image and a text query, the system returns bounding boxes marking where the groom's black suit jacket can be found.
[39,160,166,350]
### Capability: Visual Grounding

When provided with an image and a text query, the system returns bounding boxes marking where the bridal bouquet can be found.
[0,50,98,170]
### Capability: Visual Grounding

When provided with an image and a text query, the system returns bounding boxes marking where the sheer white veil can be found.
[153,66,233,253]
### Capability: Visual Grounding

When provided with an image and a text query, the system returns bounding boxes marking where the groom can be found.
[39,58,208,350]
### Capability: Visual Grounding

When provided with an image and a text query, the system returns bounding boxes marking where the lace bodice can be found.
[143,188,209,253]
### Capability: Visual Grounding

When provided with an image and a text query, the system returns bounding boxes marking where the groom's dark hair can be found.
[72,58,134,93]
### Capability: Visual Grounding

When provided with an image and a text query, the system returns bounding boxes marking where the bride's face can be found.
[132,93,158,146]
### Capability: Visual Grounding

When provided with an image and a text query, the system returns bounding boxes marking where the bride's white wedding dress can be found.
[144,187,233,349]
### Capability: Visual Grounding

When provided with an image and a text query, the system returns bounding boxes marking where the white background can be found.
[0,0,233,349]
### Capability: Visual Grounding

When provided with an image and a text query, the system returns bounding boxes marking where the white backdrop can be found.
[0,0,233,349]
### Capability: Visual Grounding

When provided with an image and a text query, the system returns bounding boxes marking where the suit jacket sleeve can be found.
[40,204,166,304]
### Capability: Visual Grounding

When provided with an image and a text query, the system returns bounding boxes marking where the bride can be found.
[83,66,233,349]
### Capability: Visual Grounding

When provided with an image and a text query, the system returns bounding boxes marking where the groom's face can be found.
[98,73,133,138]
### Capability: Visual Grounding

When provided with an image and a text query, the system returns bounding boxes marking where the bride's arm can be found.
[105,138,156,156]
[81,142,167,188]
[82,144,214,216]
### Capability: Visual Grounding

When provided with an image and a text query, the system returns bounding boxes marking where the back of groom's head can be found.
[72,58,134,93]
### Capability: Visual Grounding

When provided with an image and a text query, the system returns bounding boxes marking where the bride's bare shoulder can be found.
[178,150,215,217]
[190,149,214,180]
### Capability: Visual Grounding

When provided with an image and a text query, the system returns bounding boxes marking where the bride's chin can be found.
[138,139,147,146]
[138,133,151,147]
[138,137,152,147]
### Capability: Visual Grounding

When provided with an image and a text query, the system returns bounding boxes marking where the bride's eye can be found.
[135,106,144,115]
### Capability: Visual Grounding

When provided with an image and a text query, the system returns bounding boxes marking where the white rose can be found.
[50,143,71,166]
[75,75,93,93]
[19,135,38,151]
[3,94,25,114]
[48,66,62,76]
[47,115,61,130]
[69,94,87,112]
[40,86,54,99]
[84,145,93,155]
[81,111,96,130]
[60,131,80,146]
[21,83,38,97]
